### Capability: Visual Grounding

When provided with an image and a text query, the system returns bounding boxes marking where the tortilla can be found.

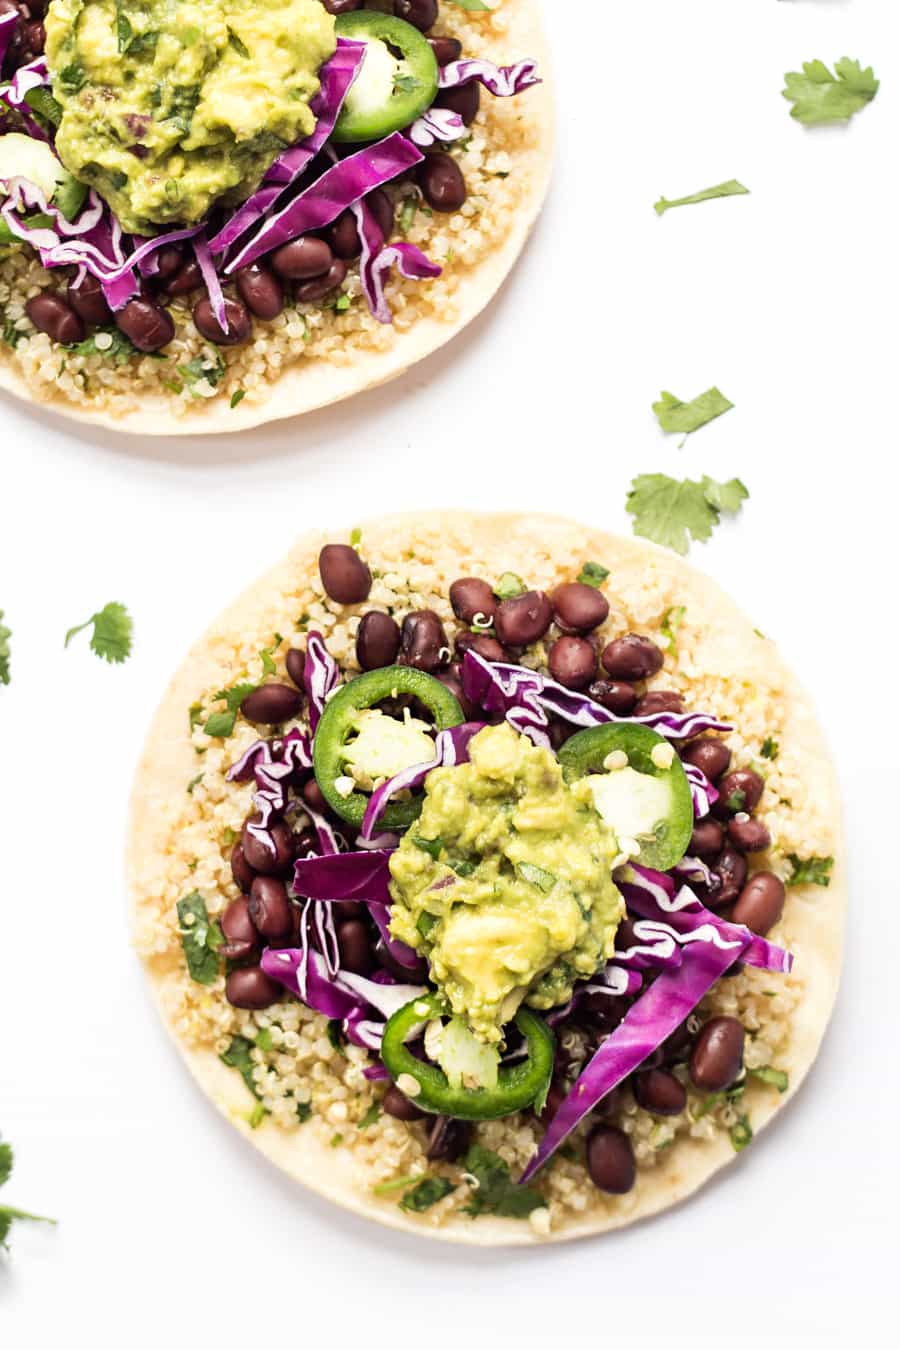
[0,1,552,437]
[128,512,844,1244]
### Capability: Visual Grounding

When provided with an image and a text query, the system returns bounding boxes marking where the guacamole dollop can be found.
[45,0,336,234]
[389,724,624,1045]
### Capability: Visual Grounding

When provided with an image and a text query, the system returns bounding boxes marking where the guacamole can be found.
[389,724,624,1045]
[44,0,336,234]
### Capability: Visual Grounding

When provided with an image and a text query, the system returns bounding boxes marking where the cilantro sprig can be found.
[782,58,878,126]
[203,682,258,738]
[177,892,223,985]
[653,387,734,439]
[627,474,749,555]
[654,180,749,216]
[64,602,133,663]
[786,854,833,888]
[0,1141,56,1250]
[0,610,10,686]
[462,1145,544,1219]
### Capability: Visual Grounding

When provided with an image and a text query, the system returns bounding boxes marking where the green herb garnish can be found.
[729,1114,753,1152]
[660,605,686,648]
[220,1036,262,1100]
[626,474,749,555]
[296,1101,313,1124]
[462,1146,544,1219]
[786,854,833,888]
[576,561,609,588]
[760,737,779,761]
[655,179,749,216]
[782,58,878,125]
[228,28,250,57]
[64,602,133,663]
[177,892,222,985]
[493,572,526,600]
[70,327,141,366]
[203,682,258,738]
[413,835,443,861]
[652,387,734,438]
[327,1020,346,1055]
[230,388,246,409]
[399,1176,454,1212]
[259,634,283,677]
[0,1141,56,1250]
[357,1104,381,1130]
[179,350,226,392]
[516,862,557,894]
[58,62,86,94]
[0,611,10,686]
[749,1066,789,1093]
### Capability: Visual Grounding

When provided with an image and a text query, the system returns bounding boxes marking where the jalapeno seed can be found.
[690,1017,745,1092]
[225,966,282,1011]
[589,679,638,716]
[401,610,449,672]
[241,818,294,876]
[382,1084,425,1121]
[234,263,284,320]
[634,690,684,717]
[271,236,333,280]
[732,872,786,936]
[548,636,598,690]
[319,543,372,604]
[25,292,84,344]
[728,816,772,853]
[230,841,256,893]
[551,582,610,635]
[394,0,437,31]
[416,152,467,213]
[586,1125,636,1194]
[712,846,748,907]
[294,258,347,303]
[718,768,765,815]
[633,1067,687,1117]
[429,35,461,65]
[601,634,664,681]
[494,590,553,647]
[68,273,112,325]
[115,297,175,352]
[449,577,496,626]
[248,876,294,940]
[682,737,732,782]
[356,611,401,670]
[285,647,306,690]
[690,819,724,857]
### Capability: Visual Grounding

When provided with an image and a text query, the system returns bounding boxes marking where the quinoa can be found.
[132,514,838,1236]
[0,1,543,421]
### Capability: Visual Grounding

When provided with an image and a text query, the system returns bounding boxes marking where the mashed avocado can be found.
[45,0,336,234]
[389,724,624,1045]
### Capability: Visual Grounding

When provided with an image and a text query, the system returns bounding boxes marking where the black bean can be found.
[151,245,183,285]
[732,872,786,936]
[662,1020,693,1066]
[436,81,480,126]
[601,633,664,681]
[240,683,303,725]
[356,611,401,670]
[633,1068,687,1117]
[375,938,428,983]
[494,590,552,647]
[328,188,394,259]
[690,819,724,857]
[319,543,372,604]
[248,876,294,940]
[682,737,732,782]
[548,635,598,690]
[219,896,259,961]
[67,273,112,325]
[449,577,496,626]
[270,236,332,280]
[586,1125,635,1194]
[589,679,638,716]
[455,630,507,664]
[241,819,294,876]
[711,846,748,907]
[426,1116,472,1163]
[115,297,174,352]
[429,35,461,66]
[547,716,574,751]
[291,259,345,303]
[293,825,319,859]
[25,292,83,344]
[437,666,478,721]
[634,690,684,717]
[416,152,467,213]
[717,768,765,815]
[225,966,281,1010]
[690,1017,745,1093]
[301,777,330,815]
[401,609,449,673]
[230,841,256,894]
[162,259,202,296]
[394,0,437,31]
[551,582,610,634]
[382,1084,425,1121]
[234,263,284,320]
[285,647,306,690]
[727,816,771,853]
[337,919,375,975]
[193,297,251,347]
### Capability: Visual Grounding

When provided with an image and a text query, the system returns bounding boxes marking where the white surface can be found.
[0,1,895,1343]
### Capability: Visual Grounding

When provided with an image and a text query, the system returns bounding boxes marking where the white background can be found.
[0,1,895,1343]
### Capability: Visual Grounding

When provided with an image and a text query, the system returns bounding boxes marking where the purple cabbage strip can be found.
[226,727,311,857]
[365,240,443,326]
[671,854,716,889]
[367,901,422,971]
[225,132,424,273]
[439,57,541,97]
[461,650,733,742]
[409,106,466,148]
[193,233,228,332]
[684,762,718,817]
[0,57,51,142]
[207,37,365,256]
[360,721,485,840]
[293,848,394,904]
[303,630,340,733]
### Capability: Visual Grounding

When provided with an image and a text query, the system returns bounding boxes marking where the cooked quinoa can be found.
[132,516,837,1236]
[0,1,542,421]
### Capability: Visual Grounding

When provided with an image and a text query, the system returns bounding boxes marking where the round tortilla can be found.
[0,1,552,437]
[128,512,845,1244]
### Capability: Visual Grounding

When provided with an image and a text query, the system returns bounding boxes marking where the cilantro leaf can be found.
[786,854,833,888]
[258,634,283,678]
[462,1145,544,1219]
[516,862,557,894]
[230,388,245,409]
[576,561,609,588]
[654,179,749,216]
[0,1140,56,1249]
[399,1176,455,1212]
[69,327,142,365]
[749,1065,789,1093]
[227,28,250,58]
[760,737,779,761]
[493,572,526,600]
[413,835,444,861]
[178,350,226,393]
[64,602,133,663]
[660,605,685,648]
[295,1101,313,1123]
[729,1113,753,1152]
[782,58,878,126]
[357,1104,381,1130]
[177,892,222,985]
[0,1142,10,1187]
[626,474,749,555]
[0,610,10,686]
[220,1035,262,1099]
[203,681,258,738]
[653,387,734,437]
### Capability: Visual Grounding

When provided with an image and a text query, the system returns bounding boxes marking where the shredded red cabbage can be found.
[193,233,228,332]
[684,761,718,817]
[439,57,541,97]
[0,57,52,142]
[225,727,311,857]
[409,106,467,148]
[293,848,393,904]
[360,721,485,840]
[303,631,340,733]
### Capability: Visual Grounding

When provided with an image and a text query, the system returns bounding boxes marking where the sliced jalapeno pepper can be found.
[381,993,555,1121]
[312,665,463,828]
[333,11,439,144]
[559,723,694,871]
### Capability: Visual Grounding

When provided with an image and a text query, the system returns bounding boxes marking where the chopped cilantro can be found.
[258,634,283,677]
[58,62,86,94]
[516,862,557,894]
[0,611,10,686]
[230,388,246,409]
[416,912,438,939]
[330,1133,344,1148]
[626,474,749,555]
[462,1146,544,1219]
[189,702,204,731]
[760,737,779,760]
[413,835,443,861]
[398,195,418,235]
[327,1020,346,1056]
[296,1101,313,1124]
[333,292,351,312]
[782,58,878,125]
[220,1036,261,1100]
[247,1102,266,1129]
[654,179,749,216]
[393,73,420,95]
[357,1104,381,1130]
[652,387,734,438]
[1,312,22,349]
[255,1028,274,1052]
[660,605,686,648]
[0,1140,55,1250]
[350,527,362,547]
[203,682,258,738]
[177,892,222,985]
[373,1173,422,1196]
[749,1066,789,1093]
[178,350,226,393]
[786,854,833,888]
[64,602,133,663]
[725,788,746,812]
[399,1176,454,1213]
[493,572,526,600]
[186,773,203,795]
[729,1114,753,1152]
[228,28,250,58]
[576,561,609,588]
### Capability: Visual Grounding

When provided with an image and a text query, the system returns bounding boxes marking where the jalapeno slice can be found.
[381,993,555,1120]
[559,723,694,871]
[333,11,440,144]
[312,665,463,828]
